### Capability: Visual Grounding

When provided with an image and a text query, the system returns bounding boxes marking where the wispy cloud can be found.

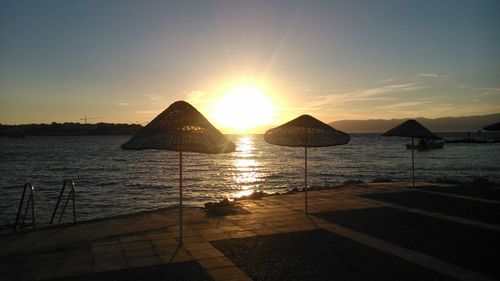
[376,78,395,84]
[145,94,161,101]
[136,110,160,114]
[305,82,424,110]
[116,102,129,106]
[418,73,439,78]
[371,100,435,110]
[185,90,212,105]
[294,74,497,121]
[418,73,450,80]
[458,85,500,96]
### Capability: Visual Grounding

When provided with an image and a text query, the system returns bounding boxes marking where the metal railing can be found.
[50,179,76,224]
[13,183,36,232]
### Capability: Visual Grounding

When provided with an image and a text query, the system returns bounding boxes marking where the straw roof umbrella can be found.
[382,119,440,186]
[264,115,350,213]
[122,101,235,244]
[483,121,500,131]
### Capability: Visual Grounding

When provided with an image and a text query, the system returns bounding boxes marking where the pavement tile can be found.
[93,251,125,263]
[121,241,151,251]
[229,231,255,238]
[57,254,92,268]
[92,259,128,273]
[127,256,162,268]
[123,247,156,259]
[119,235,147,243]
[91,243,121,254]
[198,256,234,270]
[183,235,207,244]
[201,232,231,241]
[18,268,55,281]
[207,266,249,281]
[167,248,195,263]
[189,248,224,260]
[153,243,178,256]
[22,258,56,271]
[150,237,178,247]
[0,274,16,281]
[199,228,225,235]
[54,263,92,278]
[237,223,266,231]
[184,242,216,252]
[145,232,170,240]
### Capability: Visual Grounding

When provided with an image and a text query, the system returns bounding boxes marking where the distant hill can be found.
[0,122,143,137]
[330,113,500,133]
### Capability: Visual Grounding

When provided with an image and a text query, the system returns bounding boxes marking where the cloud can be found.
[184,90,224,114]
[458,85,500,96]
[305,82,424,110]
[185,90,211,105]
[145,94,161,101]
[417,73,450,80]
[372,100,435,109]
[136,110,160,114]
[295,75,497,120]
[376,78,395,84]
[116,102,129,106]
[418,73,440,78]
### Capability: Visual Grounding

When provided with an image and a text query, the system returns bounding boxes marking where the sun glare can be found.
[211,84,274,132]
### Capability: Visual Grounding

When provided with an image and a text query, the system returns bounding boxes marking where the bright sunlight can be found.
[210,84,274,132]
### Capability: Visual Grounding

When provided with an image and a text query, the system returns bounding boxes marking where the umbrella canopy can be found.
[483,121,500,131]
[122,100,236,153]
[382,119,440,186]
[382,119,441,139]
[264,115,350,213]
[122,100,235,244]
[264,114,350,147]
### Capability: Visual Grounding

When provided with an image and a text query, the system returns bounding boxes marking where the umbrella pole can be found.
[305,146,308,214]
[179,151,183,245]
[411,137,415,186]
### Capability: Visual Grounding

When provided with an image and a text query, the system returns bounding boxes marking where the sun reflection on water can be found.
[232,136,263,198]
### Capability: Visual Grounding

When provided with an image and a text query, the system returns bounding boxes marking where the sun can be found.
[210,84,274,132]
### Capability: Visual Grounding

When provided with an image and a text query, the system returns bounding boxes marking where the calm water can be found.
[1,134,499,230]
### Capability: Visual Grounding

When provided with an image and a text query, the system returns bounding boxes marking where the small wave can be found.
[125,183,168,189]
[96,181,118,186]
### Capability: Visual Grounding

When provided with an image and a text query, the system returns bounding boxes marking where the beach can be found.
[1,181,499,281]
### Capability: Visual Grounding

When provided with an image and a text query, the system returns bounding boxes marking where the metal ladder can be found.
[50,179,77,224]
[13,183,36,232]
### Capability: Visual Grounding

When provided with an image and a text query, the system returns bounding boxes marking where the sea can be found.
[1,133,499,232]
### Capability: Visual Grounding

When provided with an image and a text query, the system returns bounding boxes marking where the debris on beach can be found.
[342,179,365,186]
[204,199,249,217]
[372,178,393,183]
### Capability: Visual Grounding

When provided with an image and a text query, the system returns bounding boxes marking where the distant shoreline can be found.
[1,121,500,137]
[0,122,143,137]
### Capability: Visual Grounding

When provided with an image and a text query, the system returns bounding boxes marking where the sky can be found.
[1,0,499,132]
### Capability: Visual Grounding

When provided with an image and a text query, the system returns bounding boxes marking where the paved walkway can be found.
[0,182,497,281]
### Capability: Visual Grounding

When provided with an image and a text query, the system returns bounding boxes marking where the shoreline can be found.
[4,180,499,239]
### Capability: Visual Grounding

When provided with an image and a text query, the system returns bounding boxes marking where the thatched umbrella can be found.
[382,119,440,186]
[483,121,500,131]
[122,101,235,244]
[264,115,350,213]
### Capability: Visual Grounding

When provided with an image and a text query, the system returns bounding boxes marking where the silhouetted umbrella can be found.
[382,119,440,186]
[264,115,350,213]
[483,121,500,131]
[122,101,235,244]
